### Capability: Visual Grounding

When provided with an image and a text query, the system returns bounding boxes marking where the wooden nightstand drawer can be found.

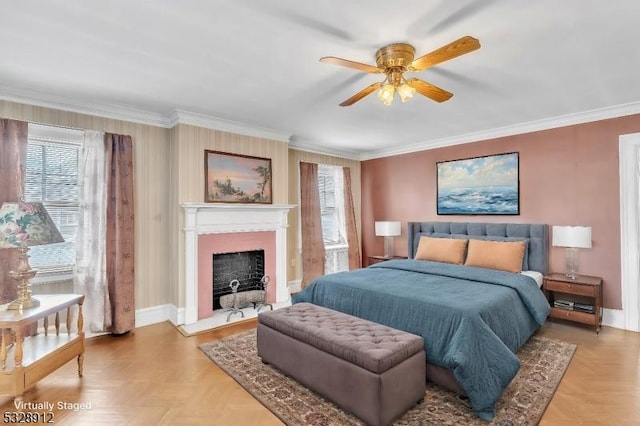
[544,280,596,297]
[549,307,597,325]
[367,255,407,266]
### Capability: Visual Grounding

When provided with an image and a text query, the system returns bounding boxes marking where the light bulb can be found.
[377,84,395,106]
[397,83,416,102]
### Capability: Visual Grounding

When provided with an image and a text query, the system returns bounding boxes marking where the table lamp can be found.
[552,225,592,279]
[375,221,401,258]
[0,201,64,310]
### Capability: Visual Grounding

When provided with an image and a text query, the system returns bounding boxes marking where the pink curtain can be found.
[105,133,135,334]
[0,119,28,304]
[343,167,361,269]
[299,162,325,288]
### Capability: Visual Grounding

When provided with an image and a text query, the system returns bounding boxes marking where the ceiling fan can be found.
[320,36,480,106]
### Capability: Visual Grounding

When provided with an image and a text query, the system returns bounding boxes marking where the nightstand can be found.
[367,255,407,266]
[543,273,603,334]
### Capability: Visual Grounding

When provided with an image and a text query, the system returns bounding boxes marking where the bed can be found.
[292,221,551,420]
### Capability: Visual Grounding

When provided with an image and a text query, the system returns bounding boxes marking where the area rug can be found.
[199,330,576,425]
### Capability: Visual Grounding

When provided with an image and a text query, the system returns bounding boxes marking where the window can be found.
[317,164,349,274]
[24,124,84,275]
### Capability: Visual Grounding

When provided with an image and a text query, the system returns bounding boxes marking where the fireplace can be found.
[212,249,265,310]
[181,203,295,326]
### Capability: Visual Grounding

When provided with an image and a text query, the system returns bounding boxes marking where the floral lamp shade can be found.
[0,201,64,310]
[0,201,64,248]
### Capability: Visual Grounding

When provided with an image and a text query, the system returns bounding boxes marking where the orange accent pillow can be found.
[464,239,526,273]
[415,236,468,265]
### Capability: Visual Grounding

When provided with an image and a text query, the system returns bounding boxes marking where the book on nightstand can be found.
[574,303,595,314]
[553,300,595,313]
[554,300,574,310]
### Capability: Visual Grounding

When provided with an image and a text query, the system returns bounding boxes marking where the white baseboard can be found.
[171,304,185,326]
[134,304,636,332]
[602,308,629,331]
[135,304,173,328]
[288,279,302,294]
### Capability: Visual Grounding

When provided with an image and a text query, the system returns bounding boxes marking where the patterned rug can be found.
[199,330,576,425]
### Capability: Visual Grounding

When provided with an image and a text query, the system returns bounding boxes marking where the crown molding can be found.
[360,101,640,161]
[3,85,640,161]
[288,138,362,161]
[167,109,291,143]
[0,86,292,142]
[0,85,172,127]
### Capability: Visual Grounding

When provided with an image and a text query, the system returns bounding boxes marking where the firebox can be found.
[212,249,265,310]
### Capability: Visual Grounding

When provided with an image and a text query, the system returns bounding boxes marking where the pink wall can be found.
[362,114,640,310]
[197,231,276,320]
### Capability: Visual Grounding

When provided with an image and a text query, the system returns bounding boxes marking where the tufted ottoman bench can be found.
[257,302,426,426]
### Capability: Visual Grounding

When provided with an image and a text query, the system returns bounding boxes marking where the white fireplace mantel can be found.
[180,203,295,325]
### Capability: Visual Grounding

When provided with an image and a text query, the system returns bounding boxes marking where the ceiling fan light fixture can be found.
[377,83,395,106]
[321,36,480,106]
[397,83,416,102]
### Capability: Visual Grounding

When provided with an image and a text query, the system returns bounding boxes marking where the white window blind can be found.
[318,164,346,245]
[24,124,83,274]
[317,164,348,274]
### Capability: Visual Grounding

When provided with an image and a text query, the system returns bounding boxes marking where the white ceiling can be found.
[2,0,640,159]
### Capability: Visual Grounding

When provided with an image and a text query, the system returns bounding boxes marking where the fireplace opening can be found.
[212,249,265,310]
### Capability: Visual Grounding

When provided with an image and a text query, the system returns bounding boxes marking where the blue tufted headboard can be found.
[407,222,549,274]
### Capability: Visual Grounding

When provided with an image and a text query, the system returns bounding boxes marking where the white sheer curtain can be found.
[332,166,347,243]
[74,130,109,333]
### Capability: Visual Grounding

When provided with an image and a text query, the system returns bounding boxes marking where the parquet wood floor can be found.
[0,319,637,425]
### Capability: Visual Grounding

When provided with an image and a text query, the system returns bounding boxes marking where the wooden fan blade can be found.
[339,82,383,106]
[320,56,382,74]
[406,78,453,103]
[409,36,480,71]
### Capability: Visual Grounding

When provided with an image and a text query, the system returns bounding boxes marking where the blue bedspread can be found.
[292,259,551,420]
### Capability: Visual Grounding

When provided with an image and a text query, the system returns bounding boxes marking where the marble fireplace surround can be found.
[181,203,295,327]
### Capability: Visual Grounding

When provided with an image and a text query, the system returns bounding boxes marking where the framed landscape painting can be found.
[436,152,519,215]
[205,150,272,204]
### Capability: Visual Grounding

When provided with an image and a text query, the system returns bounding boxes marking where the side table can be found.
[0,294,85,401]
[543,273,603,333]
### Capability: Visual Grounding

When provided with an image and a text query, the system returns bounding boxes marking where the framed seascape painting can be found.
[205,150,272,204]
[436,152,519,215]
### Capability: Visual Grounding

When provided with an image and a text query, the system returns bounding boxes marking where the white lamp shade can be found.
[552,226,592,248]
[375,221,401,237]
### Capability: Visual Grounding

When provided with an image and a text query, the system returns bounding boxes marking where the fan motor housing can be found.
[375,43,415,70]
